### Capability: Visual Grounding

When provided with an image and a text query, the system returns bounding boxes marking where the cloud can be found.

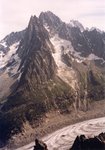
[0,0,105,39]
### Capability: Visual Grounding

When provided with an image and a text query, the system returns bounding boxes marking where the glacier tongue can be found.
[50,34,77,89]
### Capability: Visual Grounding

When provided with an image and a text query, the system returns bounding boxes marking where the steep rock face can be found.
[83,29,105,59]
[1,31,24,47]
[39,11,105,101]
[39,11,105,63]
[0,30,25,101]
[39,11,63,33]
[59,24,105,59]
[0,31,25,54]
[69,20,85,32]
[59,24,92,57]
[0,11,105,147]
[87,70,105,101]
[18,15,56,80]
[1,16,57,110]
[0,15,75,145]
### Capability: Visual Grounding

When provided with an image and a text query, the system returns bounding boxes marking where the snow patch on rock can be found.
[0,41,22,99]
[0,41,7,48]
[50,34,78,89]
[44,24,50,32]
[0,42,20,69]
[87,53,101,60]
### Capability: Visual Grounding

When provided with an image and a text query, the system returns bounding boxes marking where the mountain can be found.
[0,11,105,148]
[39,11,63,33]
[69,20,85,32]
[0,30,25,101]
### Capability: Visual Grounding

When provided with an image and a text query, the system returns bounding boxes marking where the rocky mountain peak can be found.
[13,14,57,88]
[69,20,84,32]
[0,31,25,48]
[17,15,50,60]
[89,27,104,34]
[28,15,49,38]
[28,15,41,33]
[0,11,105,148]
[39,11,62,32]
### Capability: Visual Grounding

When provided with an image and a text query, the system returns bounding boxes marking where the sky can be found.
[0,0,105,39]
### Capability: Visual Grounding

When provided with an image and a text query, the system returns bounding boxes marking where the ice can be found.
[16,117,105,150]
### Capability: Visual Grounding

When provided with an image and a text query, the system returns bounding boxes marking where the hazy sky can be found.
[0,0,105,39]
